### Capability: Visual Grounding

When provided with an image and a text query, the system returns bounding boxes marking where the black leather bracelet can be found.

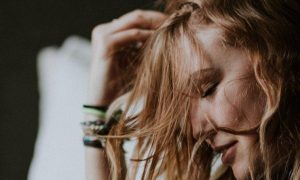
[83,136,104,148]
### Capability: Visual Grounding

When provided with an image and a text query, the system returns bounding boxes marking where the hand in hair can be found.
[86,9,167,107]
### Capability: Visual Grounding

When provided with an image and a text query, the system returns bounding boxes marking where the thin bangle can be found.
[83,105,108,118]
[83,105,108,111]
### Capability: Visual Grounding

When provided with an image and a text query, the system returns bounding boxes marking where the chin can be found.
[231,162,250,180]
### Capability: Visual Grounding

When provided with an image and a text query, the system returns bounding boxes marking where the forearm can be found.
[84,87,114,180]
[84,9,166,180]
[85,147,110,180]
[85,64,115,180]
[86,60,117,107]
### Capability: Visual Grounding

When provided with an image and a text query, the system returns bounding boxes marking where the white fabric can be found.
[28,36,91,180]
[29,36,138,180]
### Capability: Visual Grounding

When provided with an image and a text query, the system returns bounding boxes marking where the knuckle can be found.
[92,23,109,37]
[133,9,145,21]
[131,29,142,37]
[112,18,119,23]
[133,9,143,15]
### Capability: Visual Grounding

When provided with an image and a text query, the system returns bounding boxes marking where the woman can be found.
[83,0,300,179]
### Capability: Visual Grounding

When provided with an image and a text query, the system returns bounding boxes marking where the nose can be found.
[190,98,215,139]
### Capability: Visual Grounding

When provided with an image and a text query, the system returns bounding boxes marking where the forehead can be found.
[194,25,225,67]
[188,25,251,76]
[197,25,223,48]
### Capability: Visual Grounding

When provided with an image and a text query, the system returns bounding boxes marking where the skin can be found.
[189,25,265,179]
[86,9,166,180]
[88,9,166,107]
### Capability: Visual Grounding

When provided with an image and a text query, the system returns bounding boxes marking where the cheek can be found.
[212,99,239,128]
[211,86,244,129]
[211,81,264,130]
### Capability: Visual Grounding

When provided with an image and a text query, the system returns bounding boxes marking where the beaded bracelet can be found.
[81,107,123,149]
[81,120,106,136]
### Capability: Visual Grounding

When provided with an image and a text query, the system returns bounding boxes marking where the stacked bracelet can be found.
[81,105,122,149]
[81,120,106,136]
[83,136,104,148]
[83,105,108,111]
[83,105,107,118]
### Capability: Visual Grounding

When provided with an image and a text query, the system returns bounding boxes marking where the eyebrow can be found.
[189,67,221,94]
[190,68,218,81]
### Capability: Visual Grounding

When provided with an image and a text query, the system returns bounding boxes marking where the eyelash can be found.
[201,83,218,98]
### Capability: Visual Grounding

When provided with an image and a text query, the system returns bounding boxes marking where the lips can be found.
[212,141,237,164]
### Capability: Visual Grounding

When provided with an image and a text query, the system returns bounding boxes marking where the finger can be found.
[110,29,154,47]
[110,10,167,33]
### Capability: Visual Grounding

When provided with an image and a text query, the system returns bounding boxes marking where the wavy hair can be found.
[105,0,300,179]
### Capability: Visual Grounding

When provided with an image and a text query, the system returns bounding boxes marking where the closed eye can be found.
[201,82,218,98]
[189,68,222,98]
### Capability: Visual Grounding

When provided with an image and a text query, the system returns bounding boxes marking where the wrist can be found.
[87,60,120,106]
[85,90,117,107]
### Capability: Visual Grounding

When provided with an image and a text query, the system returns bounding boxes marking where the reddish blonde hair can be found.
[105,0,300,179]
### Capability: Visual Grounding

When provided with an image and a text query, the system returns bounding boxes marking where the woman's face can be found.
[189,26,265,179]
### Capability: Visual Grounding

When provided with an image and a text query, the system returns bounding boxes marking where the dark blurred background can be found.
[0,0,155,179]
